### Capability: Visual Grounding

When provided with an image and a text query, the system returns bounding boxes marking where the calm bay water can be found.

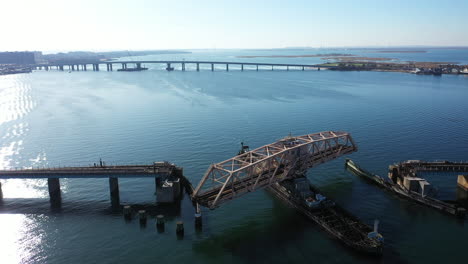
[1,49,468,263]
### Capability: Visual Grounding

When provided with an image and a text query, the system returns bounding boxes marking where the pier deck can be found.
[0,162,181,207]
[0,164,175,179]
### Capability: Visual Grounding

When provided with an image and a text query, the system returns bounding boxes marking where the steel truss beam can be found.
[192,131,357,209]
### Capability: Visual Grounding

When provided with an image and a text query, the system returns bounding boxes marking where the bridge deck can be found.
[40,60,329,68]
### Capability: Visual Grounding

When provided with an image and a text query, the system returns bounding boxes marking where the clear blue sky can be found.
[2,0,467,51]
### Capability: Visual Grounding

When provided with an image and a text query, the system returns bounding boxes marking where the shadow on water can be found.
[194,193,409,264]
[0,197,188,219]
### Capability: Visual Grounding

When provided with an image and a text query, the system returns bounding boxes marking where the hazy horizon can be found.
[2,0,467,52]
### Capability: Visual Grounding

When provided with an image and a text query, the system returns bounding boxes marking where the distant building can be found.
[0,51,37,65]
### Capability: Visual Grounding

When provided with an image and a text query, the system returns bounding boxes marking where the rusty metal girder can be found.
[192,131,357,209]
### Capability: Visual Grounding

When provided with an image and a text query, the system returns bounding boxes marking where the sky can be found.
[1,0,467,52]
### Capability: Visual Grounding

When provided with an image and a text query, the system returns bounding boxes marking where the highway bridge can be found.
[34,60,332,72]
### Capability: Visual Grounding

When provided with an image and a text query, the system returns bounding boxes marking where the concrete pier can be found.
[196,63,200,71]
[211,63,214,71]
[0,181,3,200]
[226,64,229,71]
[256,65,258,71]
[241,64,244,71]
[182,63,185,71]
[47,178,61,204]
[109,177,120,208]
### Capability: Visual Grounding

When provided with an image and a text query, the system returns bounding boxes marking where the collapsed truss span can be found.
[192,131,357,209]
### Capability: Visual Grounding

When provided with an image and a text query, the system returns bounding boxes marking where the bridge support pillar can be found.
[0,181,3,200]
[76,65,79,71]
[72,65,75,71]
[106,64,110,71]
[287,66,289,71]
[95,64,100,71]
[241,64,244,71]
[110,64,113,71]
[109,177,120,208]
[59,65,63,71]
[45,66,49,71]
[136,62,141,69]
[196,63,199,71]
[256,65,258,71]
[83,64,87,71]
[47,178,61,205]
[211,63,214,71]
[302,66,304,71]
[226,64,229,71]
[182,63,185,71]
[272,66,274,71]
[318,67,320,71]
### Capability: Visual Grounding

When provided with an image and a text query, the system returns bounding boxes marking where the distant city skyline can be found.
[2,0,467,52]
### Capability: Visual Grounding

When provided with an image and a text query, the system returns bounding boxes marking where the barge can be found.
[345,159,466,218]
[117,67,148,72]
[267,176,384,255]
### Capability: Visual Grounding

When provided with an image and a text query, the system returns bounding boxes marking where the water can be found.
[1,49,468,264]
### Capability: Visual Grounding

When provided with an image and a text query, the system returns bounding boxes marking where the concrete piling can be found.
[256,65,258,71]
[156,214,165,232]
[241,64,244,71]
[182,63,185,71]
[109,177,120,208]
[176,221,184,237]
[196,63,200,71]
[123,205,132,220]
[211,63,214,71]
[226,64,229,71]
[47,178,61,204]
[138,210,147,225]
[0,181,3,200]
